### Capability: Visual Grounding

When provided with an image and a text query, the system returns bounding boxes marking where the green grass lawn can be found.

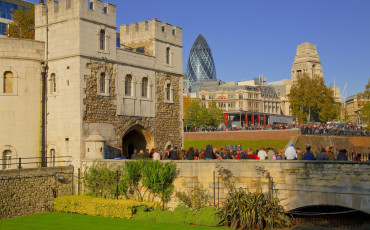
[184,139,289,151]
[0,212,217,230]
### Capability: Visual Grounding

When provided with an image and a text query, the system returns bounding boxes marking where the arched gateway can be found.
[121,125,153,158]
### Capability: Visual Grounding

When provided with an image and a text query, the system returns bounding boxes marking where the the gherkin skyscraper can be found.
[186,34,216,85]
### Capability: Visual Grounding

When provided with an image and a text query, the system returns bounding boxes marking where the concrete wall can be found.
[184,129,299,141]
[0,166,73,219]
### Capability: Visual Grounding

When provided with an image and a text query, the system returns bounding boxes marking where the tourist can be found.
[162,149,170,160]
[285,144,297,160]
[205,145,214,160]
[131,149,139,159]
[267,148,275,160]
[296,148,303,160]
[317,148,330,160]
[186,147,194,160]
[328,147,335,160]
[258,147,267,160]
[303,147,315,160]
[138,150,144,158]
[152,149,160,161]
[336,149,348,161]
[275,149,283,160]
[170,146,179,160]
[142,149,150,158]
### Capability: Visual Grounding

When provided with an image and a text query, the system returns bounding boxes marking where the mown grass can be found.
[184,139,289,151]
[0,212,217,230]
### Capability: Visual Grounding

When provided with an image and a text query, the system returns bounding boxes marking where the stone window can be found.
[2,150,11,170]
[166,47,170,65]
[239,101,243,108]
[165,80,173,103]
[97,72,110,96]
[161,26,165,32]
[172,29,175,35]
[239,93,243,99]
[99,29,105,50]
[3,71,13,93]
[50,73,56,94]
[66,0,71,8]
[201,95,205,100]
[100,73,105,93]
[125,75,132,96]
[141,77,148,98]
[50,149,56,167]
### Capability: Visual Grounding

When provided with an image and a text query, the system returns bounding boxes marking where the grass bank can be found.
[0,212,217,230]
[184,139,289,151]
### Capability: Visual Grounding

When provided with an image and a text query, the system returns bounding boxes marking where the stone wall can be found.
[154,72,183,150]
[184,129,299,141]
[81,160,370,214]
[0,166,73,219]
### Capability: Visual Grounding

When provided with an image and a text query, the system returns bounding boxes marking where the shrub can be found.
[132,205,220,227]
[83,162,128,198]
[175,184,212,210]
[54,195,160,219]
[216,165,291,229]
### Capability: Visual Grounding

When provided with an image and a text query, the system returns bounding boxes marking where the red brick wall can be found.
[184,129,299,141]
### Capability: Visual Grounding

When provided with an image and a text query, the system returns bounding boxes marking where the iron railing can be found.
[0,156,72,170]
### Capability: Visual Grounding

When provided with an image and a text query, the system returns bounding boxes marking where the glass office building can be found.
[186,34,217,85]
[0,0,32,36]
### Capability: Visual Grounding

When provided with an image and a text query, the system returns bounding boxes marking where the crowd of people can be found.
[117,145,369,162]
[185,123,369,136]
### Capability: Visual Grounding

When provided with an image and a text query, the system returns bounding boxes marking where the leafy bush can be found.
[216,165,291,229]
[175,184,211,210]
[83,162,128,198]
[132,205,220,227]
[54,195,160,219]
[83,160,178,206]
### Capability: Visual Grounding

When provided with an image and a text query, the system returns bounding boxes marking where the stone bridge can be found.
[172,161,370,213]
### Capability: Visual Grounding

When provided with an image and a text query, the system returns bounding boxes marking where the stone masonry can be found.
[0,166,73,219]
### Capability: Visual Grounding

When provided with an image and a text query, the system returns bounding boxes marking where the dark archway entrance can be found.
[121,126,153,159]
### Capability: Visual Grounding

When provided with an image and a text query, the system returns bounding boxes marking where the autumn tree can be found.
[6,6,35,39]
[288,73,340,123]
[183,96,192,118]
[358,79,370,128]
[184,98,224,128]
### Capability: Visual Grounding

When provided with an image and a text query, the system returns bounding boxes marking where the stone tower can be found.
[291,42,323,81]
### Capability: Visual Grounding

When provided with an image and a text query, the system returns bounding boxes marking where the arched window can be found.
[166,83,171,101]
[2,150,12,170]
[100,72,105,93]
[50,73,56,93]
[201,95,205,100]
[125,75,132,96]
[239,93,243,99]
[3,71,13,93]
[166,47,170,64]
[141,77,148,98]
[99,29,105,50]
[50,149,56,167]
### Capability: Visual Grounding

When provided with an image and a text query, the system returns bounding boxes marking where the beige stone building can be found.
[345,93,369,124]
[197,80,289,126]
[1,0,183,169]
[269,42,341,117]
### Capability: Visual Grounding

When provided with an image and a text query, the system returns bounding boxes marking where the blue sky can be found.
[30,0,370,98]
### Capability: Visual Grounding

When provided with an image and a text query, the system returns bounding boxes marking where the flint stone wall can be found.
[0,166,73,219]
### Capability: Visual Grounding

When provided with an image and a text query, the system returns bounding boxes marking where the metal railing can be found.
[0,156,72,170]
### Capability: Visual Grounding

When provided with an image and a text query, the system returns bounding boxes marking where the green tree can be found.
[185,98,224,128]
[358,79,370,128]
[6,6,35,39]
[288,73,339,123]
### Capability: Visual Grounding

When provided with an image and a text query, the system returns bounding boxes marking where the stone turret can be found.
[291,42,323,81]
[85,131,105,159]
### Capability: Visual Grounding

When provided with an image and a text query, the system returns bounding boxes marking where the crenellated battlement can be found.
[120,19,182,47]
[35,0,116,28]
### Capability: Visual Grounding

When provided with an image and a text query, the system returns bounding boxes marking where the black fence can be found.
[0,156,72,170]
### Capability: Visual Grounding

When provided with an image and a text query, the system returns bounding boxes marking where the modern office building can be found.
[186,34,217,88]
[0,0,33,36]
